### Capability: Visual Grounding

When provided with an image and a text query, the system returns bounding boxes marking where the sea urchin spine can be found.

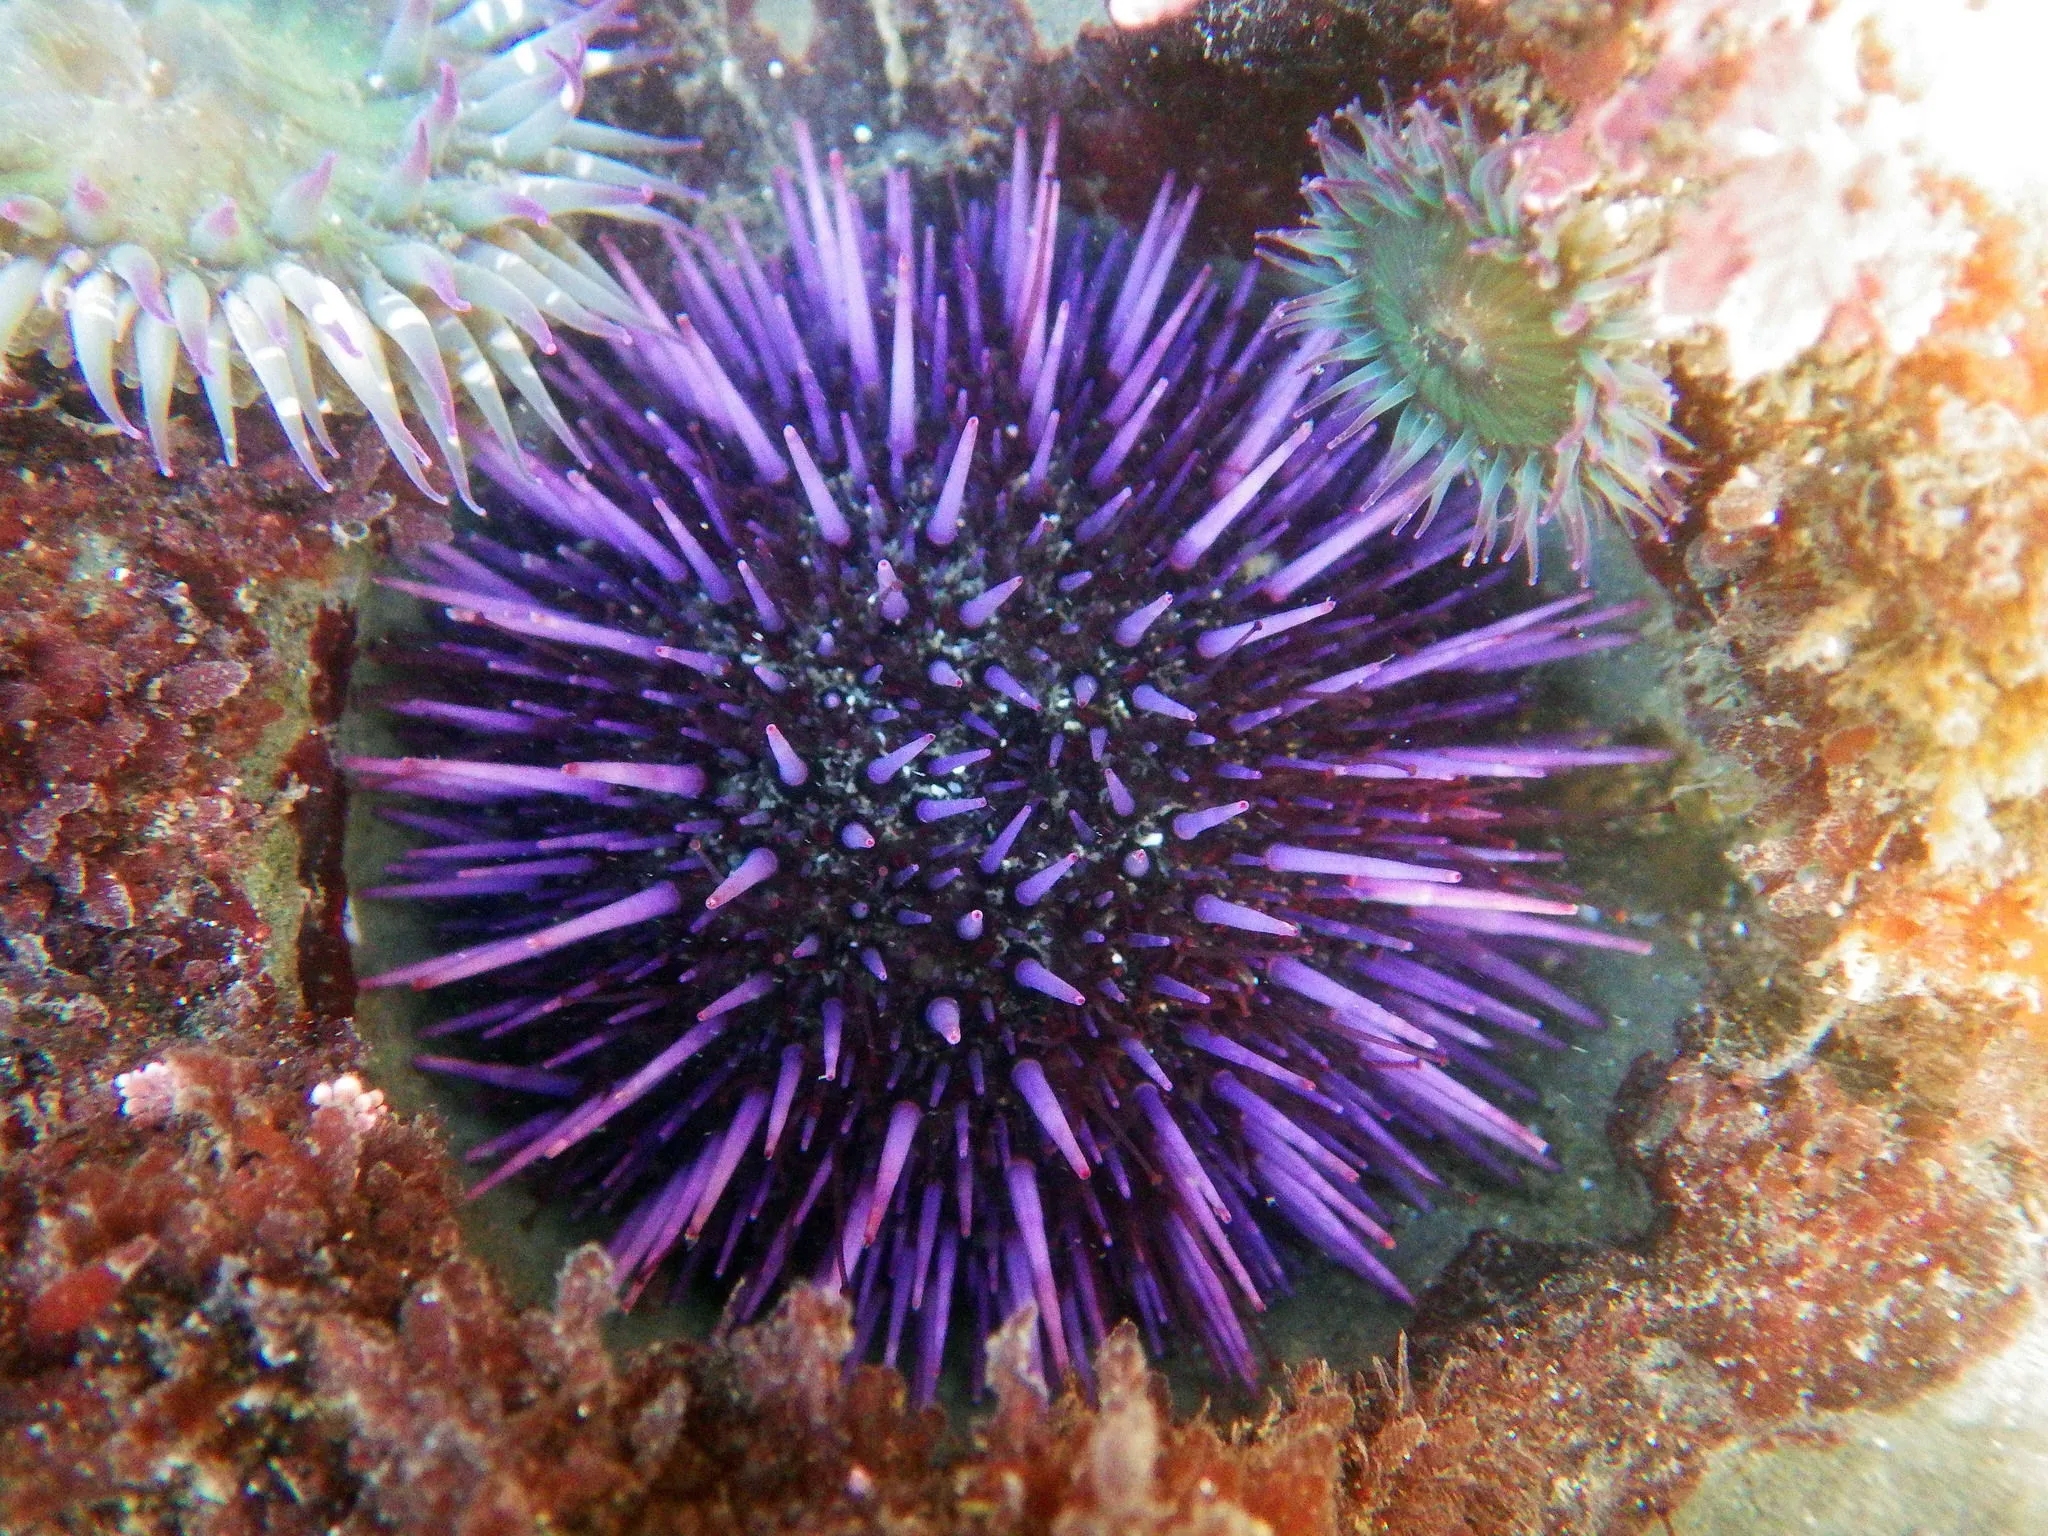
[1262,98,1685,574]
[0,0,694,503]
[351,123,1663,1399]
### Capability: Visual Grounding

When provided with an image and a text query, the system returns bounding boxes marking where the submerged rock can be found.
[3,1,2046,1531]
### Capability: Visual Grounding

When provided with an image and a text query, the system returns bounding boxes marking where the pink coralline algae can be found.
[1107,0,1202,29]
[1510,0,2048,380]
[351,121,1666,1403]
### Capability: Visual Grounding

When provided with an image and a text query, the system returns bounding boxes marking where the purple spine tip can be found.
[868,732,938,784]
[926,996,962,1044]
[706,848,778,909]
[765,725,809,787]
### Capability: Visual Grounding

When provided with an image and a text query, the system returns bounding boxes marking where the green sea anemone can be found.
[1262,99,1683,574]
[0,0,693,504]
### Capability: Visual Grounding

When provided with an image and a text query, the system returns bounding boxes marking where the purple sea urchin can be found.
[0,0,692,502]
[1262,100,1684,574]
[349,124,1664,1399]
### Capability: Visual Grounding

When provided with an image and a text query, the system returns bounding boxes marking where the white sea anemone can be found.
[0,0,693,503]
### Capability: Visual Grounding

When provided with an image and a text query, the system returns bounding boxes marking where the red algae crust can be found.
[0,1036,1357,1534]
[0,415,413,1054]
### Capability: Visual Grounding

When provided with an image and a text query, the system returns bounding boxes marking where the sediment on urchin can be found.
[0,0,692,503]
[1262,99,1685,575]
[347,122,1665,1401]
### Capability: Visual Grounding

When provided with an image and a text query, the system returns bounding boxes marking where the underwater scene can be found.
[1,2,2043,1532]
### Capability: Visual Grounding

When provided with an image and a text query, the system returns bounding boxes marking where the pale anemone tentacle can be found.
[0,0,698,503]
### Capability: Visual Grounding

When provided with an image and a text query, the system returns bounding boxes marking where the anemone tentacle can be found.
[352,123,1664,1399]
[0,0,695,502]
[1261,98,1685,576]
